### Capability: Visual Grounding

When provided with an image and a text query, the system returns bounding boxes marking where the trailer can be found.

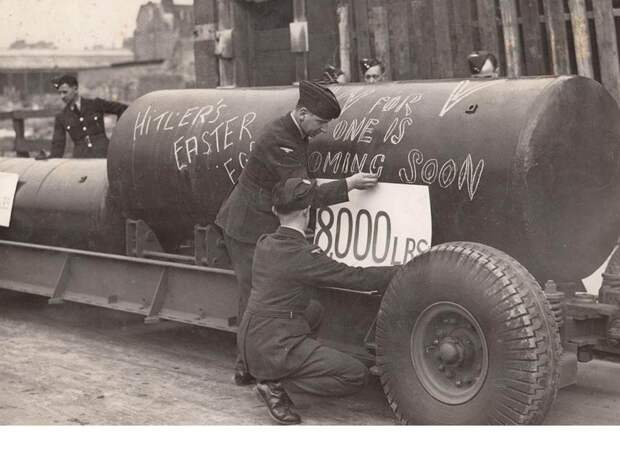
[1,75,620,424]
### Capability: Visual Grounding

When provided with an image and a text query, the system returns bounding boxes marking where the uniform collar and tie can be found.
[70,96,82,115]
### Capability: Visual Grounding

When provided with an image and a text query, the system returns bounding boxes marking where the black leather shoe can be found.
[255,381,301,425]
[233,367,256,386]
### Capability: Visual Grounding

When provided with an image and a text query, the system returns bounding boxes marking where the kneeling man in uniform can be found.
[237,177,398,425]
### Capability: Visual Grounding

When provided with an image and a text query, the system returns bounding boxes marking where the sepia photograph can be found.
[2,1,620,452]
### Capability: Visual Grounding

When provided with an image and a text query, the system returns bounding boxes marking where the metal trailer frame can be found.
[2,219,620,412]
[2,220,619,358]
[0,221,385,367]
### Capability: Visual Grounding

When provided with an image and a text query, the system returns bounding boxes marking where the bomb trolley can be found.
[2,76,620,424]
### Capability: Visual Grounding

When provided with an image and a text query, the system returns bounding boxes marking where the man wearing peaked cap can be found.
[467,50,500,78]
[237,178,398,424]
[360,58,386,84]
[50,74,128,158]
[297,80,341,120]
[216,82,380,386]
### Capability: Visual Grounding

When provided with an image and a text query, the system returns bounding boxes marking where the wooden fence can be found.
[337,0,620,103]
[0,109,60,157]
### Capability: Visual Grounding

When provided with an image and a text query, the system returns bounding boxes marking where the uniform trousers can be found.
[282,344,369,397]
[222,233,256,326]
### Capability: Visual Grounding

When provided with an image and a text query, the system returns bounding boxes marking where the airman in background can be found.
[467,51,500,78]
[50,75,128,158]
[360,58,386,84]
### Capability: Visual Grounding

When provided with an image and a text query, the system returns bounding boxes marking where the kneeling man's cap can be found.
[273,178,317,213]
[298,80,341,120]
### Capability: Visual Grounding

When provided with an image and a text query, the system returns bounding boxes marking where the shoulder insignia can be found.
[280,146,294,154]
[310,247,323,255]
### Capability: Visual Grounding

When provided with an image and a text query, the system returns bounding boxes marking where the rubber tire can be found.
[377,241,561,425]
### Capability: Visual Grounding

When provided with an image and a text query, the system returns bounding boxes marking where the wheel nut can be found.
[455,379,462,387]
[445,370,454,379]
[433,339,440,345]
[438,364,445,372]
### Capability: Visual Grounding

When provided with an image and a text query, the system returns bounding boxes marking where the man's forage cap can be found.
[272,177,317,213]
[297,80,341,120]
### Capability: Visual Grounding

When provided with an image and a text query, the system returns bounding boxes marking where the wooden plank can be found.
[568,0,594,78]
[410,0,435,79]
[499,0,523,77]
[232,0,251,87]
[293,0,308,82]
[352,0,371,79]
[216,0,235,86]
[519,0,545,75]
[0,139,14,152]
[14,139,52,153]
[476,0,502,71]
[388,1,411,80]
[338,4,353,81]
[12,117,26,157]
[451,0,474,77]
[544,0,571,75]
[246,1,257,87]
[193,0,218,88]
[255,29,292,51]
[0,109,58,120]
[369,6,391,79]
[307,0,339,83]
[593,0,620,105]
[432,0,454,78]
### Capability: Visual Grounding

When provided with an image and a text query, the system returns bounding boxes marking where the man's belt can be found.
[246,308,305,319]
[74,132,105,145]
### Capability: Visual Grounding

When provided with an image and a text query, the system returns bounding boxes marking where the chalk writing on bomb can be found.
[309,149,485,201]
[131,101,257,183]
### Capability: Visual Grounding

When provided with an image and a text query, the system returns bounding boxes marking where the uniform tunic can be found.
[216,113,348,244]
[215,113,349,325]
[238,226,398,396]
[51,97,127,158]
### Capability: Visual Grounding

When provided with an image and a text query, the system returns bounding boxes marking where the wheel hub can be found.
[438,338,463,364]
[410,302,489,405]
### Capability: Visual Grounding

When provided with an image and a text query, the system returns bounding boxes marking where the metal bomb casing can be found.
[0,158,124,253]
[107,76,620,283]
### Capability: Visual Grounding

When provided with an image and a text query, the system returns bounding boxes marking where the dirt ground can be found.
[1,289,619,425]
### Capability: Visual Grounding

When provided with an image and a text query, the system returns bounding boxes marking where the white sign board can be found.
[314,181,432,267]
[0,172,19,227]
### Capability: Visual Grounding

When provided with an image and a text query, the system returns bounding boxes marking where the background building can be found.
[192,0,620,106]
[134,0,196,83]
[0,48,133,105]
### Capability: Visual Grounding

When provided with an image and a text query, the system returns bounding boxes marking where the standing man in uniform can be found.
[216,81,380,385]
[50,75,128,158]
[238,178,398,424]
